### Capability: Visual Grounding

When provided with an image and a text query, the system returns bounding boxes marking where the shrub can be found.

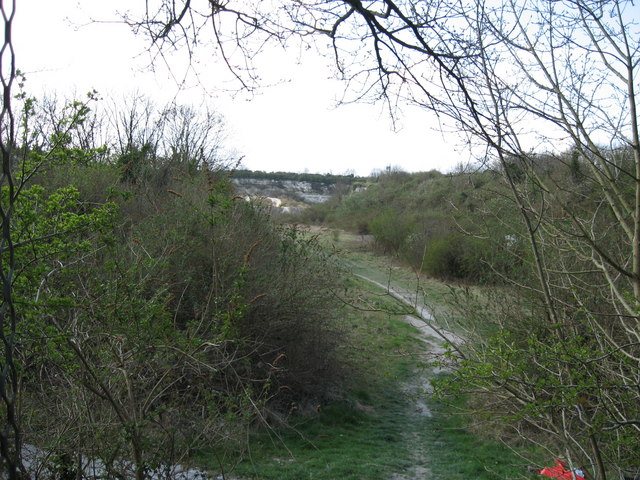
[421,235,464,279]
[19,162,345,476]
[119,171,345,403]
[369,210,414,254]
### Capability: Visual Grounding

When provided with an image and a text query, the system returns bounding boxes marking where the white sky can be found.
[14,1,469,176]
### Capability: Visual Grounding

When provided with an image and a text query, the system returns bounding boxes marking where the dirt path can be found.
[352,271,463,480]
[353,273,464,349]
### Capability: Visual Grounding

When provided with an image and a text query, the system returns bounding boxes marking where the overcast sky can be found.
[14,1,469,176]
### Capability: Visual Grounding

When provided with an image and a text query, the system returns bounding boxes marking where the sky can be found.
[14,1,469,176]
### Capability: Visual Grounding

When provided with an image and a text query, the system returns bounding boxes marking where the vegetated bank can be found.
[2,93,355,479]
[297,166,516,284]
[297,156,640,479]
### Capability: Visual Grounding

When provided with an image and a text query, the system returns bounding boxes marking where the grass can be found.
[219,394,416,480]
[419,391,542,480]
[197,284,425,479]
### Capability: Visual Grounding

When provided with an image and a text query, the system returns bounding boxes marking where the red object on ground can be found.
[537,459,585,480]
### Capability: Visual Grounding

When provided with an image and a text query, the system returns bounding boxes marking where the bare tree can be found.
[0,1,24,478]
[450,3,640,477]
[128,0,640,476]
[108,93,161,155]
[158,103,229,170]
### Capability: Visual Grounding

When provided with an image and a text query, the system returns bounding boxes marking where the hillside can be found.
[231,176,334,204]
[298,167,507,282]
[231,169,369,207]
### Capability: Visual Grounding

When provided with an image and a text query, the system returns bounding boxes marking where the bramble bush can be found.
[8,93,345,478]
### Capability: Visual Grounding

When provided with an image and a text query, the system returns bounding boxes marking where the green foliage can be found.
[307,168,509,283]
[369,209,413,254]
[16,169,343,474]
[432,285,640,475]
[116,142,157,184]
[5,93,350,478]
[421,235,464,279]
